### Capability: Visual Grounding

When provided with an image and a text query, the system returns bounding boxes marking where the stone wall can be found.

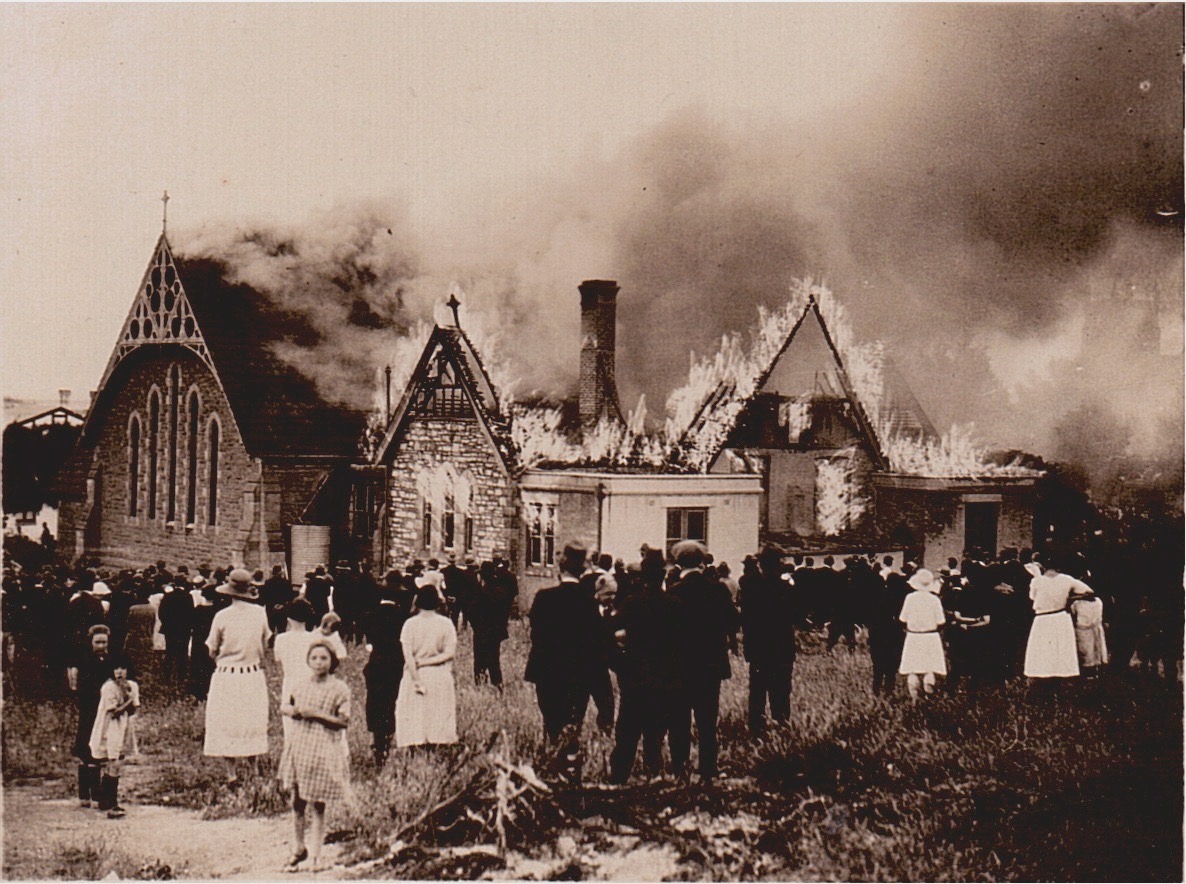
[872,482,1036,568]
[79,348,261,570]
[871,485,961,566]
[1000,492,1037,553]
[384,417,515,568]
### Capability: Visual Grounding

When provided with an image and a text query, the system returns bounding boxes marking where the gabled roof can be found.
[678,294,936,472]
[372,325,516,473]
[80,235,367,460]
[12,406,85,429]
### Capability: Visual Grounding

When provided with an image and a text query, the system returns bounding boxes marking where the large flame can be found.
[880,424,1036,478]
[815,448,869,536]
[667,278,1042,478]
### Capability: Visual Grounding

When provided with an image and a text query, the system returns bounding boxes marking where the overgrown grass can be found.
[2,834,186,881]
[3,616,1181,880]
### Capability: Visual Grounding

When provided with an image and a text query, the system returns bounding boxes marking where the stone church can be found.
[57,234,368,571]
[57,225,1037,585]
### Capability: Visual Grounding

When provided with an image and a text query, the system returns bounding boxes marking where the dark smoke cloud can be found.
[606,4,1183,457]
[175,4,1182,465]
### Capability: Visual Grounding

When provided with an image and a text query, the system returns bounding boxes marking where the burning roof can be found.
[377,278,1041,480]
[666,279,1042,479]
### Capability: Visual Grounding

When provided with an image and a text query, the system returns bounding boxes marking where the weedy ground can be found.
[3,609,1181,881]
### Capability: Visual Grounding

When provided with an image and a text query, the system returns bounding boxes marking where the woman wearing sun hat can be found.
[898,568,948,701]
[204,568,272,775]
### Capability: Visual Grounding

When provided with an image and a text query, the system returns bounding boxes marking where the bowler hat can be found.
[671,540,708,569]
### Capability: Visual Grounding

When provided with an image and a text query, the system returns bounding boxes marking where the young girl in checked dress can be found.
[278,639,351,871]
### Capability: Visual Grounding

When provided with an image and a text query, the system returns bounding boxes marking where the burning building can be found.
[371,282,762,599]
[55,223,1037,587]
[677,281,1041,566]
[374,277,1038,599]
[56,233,369,571]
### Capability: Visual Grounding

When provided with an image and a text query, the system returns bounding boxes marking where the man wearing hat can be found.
[469,561,514,688]
[262,564,296,637]
[667,540,739,783]
[739,546,798,737]
[525,541,608,782]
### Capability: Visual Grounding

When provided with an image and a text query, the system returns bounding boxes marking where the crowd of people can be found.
[1,536,1181,867]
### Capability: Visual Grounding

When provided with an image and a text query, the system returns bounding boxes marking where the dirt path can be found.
[2,779,345,881]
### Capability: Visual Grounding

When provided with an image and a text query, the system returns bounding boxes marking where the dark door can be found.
[964,502,999,558]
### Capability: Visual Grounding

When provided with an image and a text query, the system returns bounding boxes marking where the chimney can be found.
[578,280,624,428]
[58,389,71,408]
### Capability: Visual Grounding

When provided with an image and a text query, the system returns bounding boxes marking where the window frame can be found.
[128,413,141,517]
[207,415,220,526]
[185,388,200,526]
[665,506,709,556]
[525,501,557,567]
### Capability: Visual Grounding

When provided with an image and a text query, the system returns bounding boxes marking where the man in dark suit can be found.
[609,548,681,783]
[740,546,797,736]
[441,555,465,627]
[303,565,333,619]
[525,542,606,782]
[667,540,739,783]
[364,579,414,765]
[158,580,194,683]
[470,561,513,687]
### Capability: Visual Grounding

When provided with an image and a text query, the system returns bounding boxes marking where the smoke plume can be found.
[175,4,1181,466]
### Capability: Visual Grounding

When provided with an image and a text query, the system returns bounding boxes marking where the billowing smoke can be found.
[174,4,1181,469]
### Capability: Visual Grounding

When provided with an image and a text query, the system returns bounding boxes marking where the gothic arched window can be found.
[167,365,180,522]
[207,417,220,527]
[185,389,200,525]
[128,414,141,517]
[147,389,160,519]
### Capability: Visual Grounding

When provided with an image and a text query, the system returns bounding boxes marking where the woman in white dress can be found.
[205,569,272,781]
[396,587,458,748]
[898,569,947,701]
[1023,556,1083,680]
[274,599,318,741]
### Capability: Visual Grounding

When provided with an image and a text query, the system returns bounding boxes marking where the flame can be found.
[666,278,1042,479]
[510,398,668,470]
[881,424,1038,478]
[780,398,812,443]
[815,448,868,536]
[665,282,814,470]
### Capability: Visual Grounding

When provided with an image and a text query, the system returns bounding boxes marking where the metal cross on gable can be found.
[446,293,461,327]
[162,190,170,234]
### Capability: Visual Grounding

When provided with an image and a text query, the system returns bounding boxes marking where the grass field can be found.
[3,608,1182,881]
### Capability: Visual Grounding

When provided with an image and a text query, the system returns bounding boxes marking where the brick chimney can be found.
[578,280,624,428]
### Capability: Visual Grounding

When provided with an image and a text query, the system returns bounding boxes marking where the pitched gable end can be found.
[683,295,894,472]
[98,235,216,392]
[373,326,515,473]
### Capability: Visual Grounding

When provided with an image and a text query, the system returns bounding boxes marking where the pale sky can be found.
[0,4,911,398]
[2,4,1181,459]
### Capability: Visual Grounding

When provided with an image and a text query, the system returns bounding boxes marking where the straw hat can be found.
[216,568,259,601]
[907,568,939,593]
